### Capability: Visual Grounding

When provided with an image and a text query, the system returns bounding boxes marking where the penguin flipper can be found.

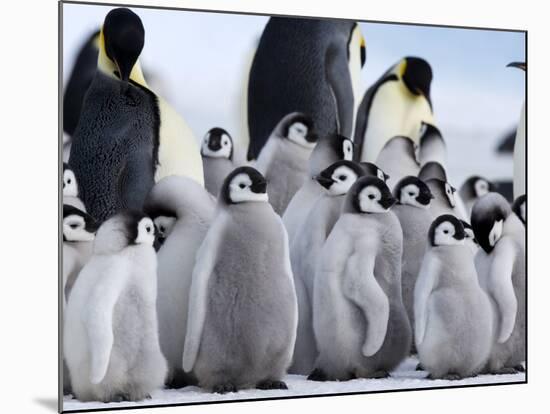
[342,237,389,357]
[414,253,440,346]
[83,257,130,384]
[325,44,354,138]
[489,239,518,343]
[182,211,229,372]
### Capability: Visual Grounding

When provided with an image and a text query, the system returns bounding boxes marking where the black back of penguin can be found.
[248,18,358,160]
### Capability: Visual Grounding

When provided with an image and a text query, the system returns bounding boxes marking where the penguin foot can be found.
[213,383,237,394]
[442,373,463,381]
[109,393,130,403]
[415,363,425,371]
[491,367,518,375]
[366,370,390,379]
[307,368,328,382]
[256,380,288,390]
[165,371,196,389]
[514,364,526,373]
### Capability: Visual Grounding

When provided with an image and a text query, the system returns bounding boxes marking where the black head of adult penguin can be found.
[507,62,526,71]
[102,8,145,88]
[402,57,433,106]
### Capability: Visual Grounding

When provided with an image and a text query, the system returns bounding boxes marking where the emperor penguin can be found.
[64,211,167,402]
[255,112,319,215]
[418,122,446,168]
[459,175,496,217]
[391,176,434,348]
[283,133,354,244]
[247,18,365,160]
[63,163,86,211]
[143,176,215,389]
[289,160,367,374]
[69,8,203,223]
[201,127,235,197]
[512,194,526,225]
[471,193,525,374]
[182,167,297,393]
[507,62,526,199]
[309,176,411,381]
[63,30,100,139]
[461,219,480,254]
[355,57,435,162]
[414,215,493,380]
[426,178,466,220]
[418,161,447,182]
[375,136,420,190]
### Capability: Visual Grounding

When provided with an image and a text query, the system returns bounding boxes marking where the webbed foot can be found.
[256,380,288,390]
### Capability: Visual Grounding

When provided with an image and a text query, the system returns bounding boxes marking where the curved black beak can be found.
[507,61,526,71]
[251,177,267,194]
[380,196,397,210]
[315,174,335,189]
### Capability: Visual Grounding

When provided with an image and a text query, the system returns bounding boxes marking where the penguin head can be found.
[418,161,447,182]
[400,57,432,103]
[471,193,511,253]
[93,211,155,254]
[201,127,233,160]
[315,160,364,196]
[282,113,317,149]
[360,162,390,182]
[143,204,176,251]
[462,175,495,199]
[100,8,145,85]
[429,215,466,247]
[427,178,457,208]
[348,176,396,214]
[394,176,434,209]
[308,133,354,176]
[63,205,98,242]
[222,166,268,205]
[63,163,78,197]
[512,194,526,225]
[460,220,478,245]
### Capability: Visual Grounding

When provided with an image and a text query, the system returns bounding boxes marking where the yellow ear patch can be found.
[398,59,408,77]
[361,36,366,48]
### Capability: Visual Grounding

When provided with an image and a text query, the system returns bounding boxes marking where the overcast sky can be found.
[62,3,525,183]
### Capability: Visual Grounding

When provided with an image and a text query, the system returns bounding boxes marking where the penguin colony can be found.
[62,7,526,403]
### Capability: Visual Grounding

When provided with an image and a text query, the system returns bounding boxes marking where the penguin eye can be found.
[239,183,246,189]
[145,225,152,233]
[408,191,415,196]
[443,230,449,234]
[368,194,375,200]
[338,175,347,181]
[67,178,72,184]
[69,223,78,229]
[160,225,165,232]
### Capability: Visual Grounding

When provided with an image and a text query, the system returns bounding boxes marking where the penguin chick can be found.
[255,112,319,215]
[64,211,167,402]
[459,175,496,217]
[355,56,434,162]
[391,176,434,349]
[418,161,447,182]
[182,166,297,393]
[461,220,479,254]
[415,215,493,380]
[511,194,526,225]
[289,160,366,374]
[144,176,215,389]
[283,133,354,244]
[471,193,525,374]
[425,178,466,220]
[418,122,446,168]
[375,136,420,190]
[201,127,235,197]
[311,176,411,381]
[63,163,86,211]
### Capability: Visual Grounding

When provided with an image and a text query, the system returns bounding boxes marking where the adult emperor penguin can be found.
[247,18,365,160]
[69,8,203,223]
[64,211,167,402]
[309,176,411,381]
[63,163,86,211]
[289,160,367,374]
[418,122,446,168]
[355,57,435,162]
[201,127,235,197]
[391,176,434,349]
[283,133,354,244]
[143,176,215,389]
[255,112,319,215]
[459,175,496,217]
[182,167,297,393]
[375,136,420,190]
[508,62,526,199]
[471,193,525,374]
[418,161,447,182]
[461,220,479,254]
[512,194,526,225]
[414,215,493,379]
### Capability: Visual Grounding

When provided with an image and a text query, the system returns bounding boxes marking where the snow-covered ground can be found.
[63,357,525,412]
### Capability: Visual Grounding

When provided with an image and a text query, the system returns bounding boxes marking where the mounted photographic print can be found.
[60,0,526,412]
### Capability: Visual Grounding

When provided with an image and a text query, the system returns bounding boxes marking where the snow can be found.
[62,357,525,411]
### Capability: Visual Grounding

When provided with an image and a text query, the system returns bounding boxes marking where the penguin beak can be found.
[417,192,434,205]
[383,173,390,181]
[507,62,526,71]
[315,174,335,189]
[380,196,397,210]
[454,227,466,241]
[251,177,267,194]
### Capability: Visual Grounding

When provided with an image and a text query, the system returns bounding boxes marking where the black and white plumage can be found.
[310,176,411,381]
[471,193,525,374]
[415,215,493,379]
[63,163,86,211]
[201,127,235,197]
[255,112,319,215]
[511,194,526,225]
[182,167,297,393]
[64,211,167,402]
[425,178,466,219]
[247,18,364,160]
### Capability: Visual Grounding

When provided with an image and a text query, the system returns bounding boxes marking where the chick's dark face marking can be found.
[349,176,396,214]
[429,215,465,247]
[222,166,268,204]
[63,205,98,242]
[394,176,434,208]
[316,161,364,196]
[283,114,318,148]
[201,127,233,159]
